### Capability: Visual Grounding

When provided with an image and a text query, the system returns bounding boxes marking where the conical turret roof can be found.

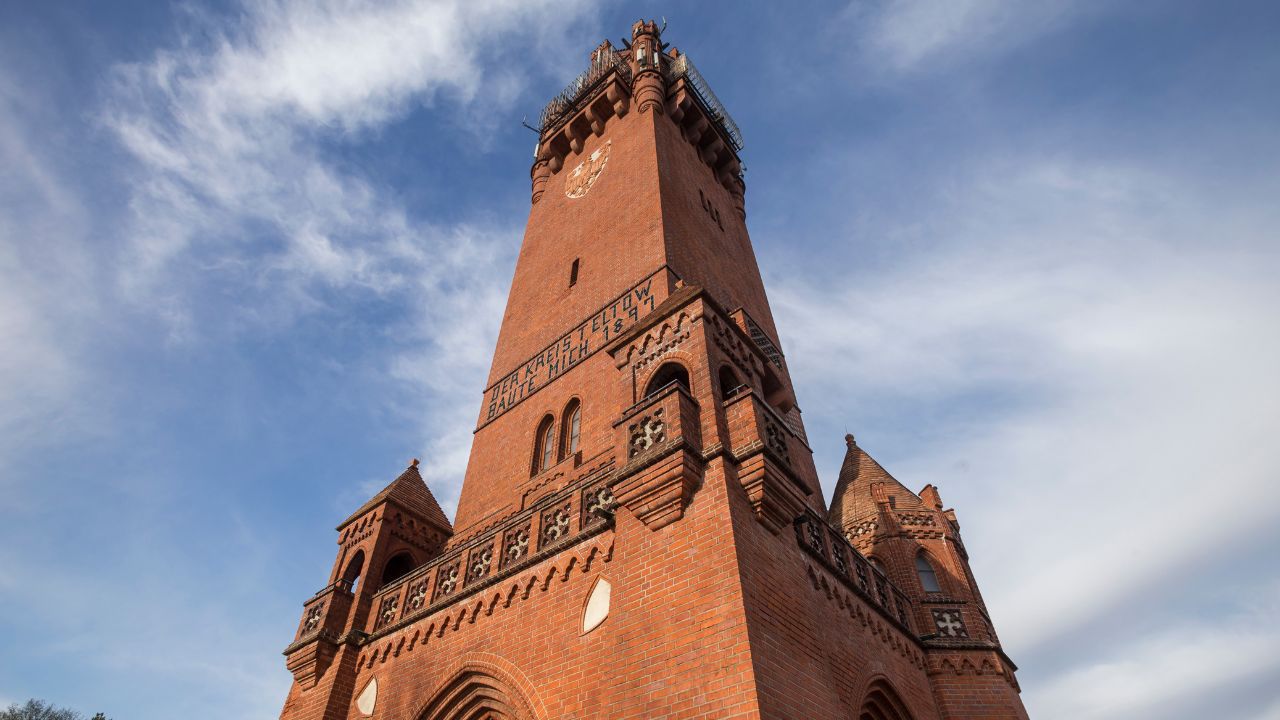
[337,461,452,533]
[827,435,923,529]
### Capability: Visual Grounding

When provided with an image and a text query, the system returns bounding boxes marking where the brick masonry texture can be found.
[279,20,1029,720]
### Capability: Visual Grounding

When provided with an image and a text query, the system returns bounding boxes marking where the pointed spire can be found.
[827,434,924,529]
[336,460,453,533]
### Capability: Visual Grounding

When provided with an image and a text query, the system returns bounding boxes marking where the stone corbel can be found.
[284,633,339,689]
[566,119,587,155]
[585,103,606,137]
[699,136,725,166]
[667,87,692,124]
[607,80,631,118]
[736,453,808,534]
[683,113,709,145]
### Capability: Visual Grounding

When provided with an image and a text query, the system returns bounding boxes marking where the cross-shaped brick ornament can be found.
[933,610,968,637]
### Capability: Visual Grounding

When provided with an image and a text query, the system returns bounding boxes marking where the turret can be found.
[828,435,1024,713]
[281,461,451,718]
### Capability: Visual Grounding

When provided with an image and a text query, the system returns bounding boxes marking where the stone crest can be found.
[565,141,610,198]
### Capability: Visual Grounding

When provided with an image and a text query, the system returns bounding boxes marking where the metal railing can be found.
[665,54,744,152]
[539,54,632,133]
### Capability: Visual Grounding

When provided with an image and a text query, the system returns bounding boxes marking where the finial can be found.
[844,433,856,447]
[410,458,420,468]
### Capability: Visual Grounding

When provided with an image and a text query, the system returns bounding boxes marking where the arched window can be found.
[533,415,555,474]
[380,551,416,586]
[718,365,744,400]
[915,552,942,593]
[762,365,794,413]
[342,549,365,593]
[560,399,581,460]
[644,362,690,398]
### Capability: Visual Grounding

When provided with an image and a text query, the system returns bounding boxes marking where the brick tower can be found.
[280,21,1029,720]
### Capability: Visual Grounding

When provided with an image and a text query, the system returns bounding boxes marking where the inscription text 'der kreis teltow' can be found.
[481,275,659,426]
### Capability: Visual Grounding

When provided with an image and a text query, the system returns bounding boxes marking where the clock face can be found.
[565,141,611,199]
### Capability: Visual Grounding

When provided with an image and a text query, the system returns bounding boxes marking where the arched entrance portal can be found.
[859,679,915,720]
[417,665,539,720]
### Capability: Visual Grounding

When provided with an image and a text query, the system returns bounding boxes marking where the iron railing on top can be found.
[665,54,744,153]
[538,54,633,134]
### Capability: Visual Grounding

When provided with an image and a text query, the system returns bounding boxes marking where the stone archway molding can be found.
[414,652,546,720]
[857,676,916,720]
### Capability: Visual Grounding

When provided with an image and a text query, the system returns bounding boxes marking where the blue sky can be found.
[2,1,1278,718]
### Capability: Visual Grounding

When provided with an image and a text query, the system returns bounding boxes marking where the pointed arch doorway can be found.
[858,679,915,720]
[415,657,542,720]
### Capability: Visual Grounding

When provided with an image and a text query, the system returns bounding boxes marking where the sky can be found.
[1,1,1278,718]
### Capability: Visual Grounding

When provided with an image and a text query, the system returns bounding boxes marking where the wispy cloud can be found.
[1030,582,1280,719]
[846,0,1090,73]
[97,0,599,489]
[102,0,593,322]
[772,152,1280,717]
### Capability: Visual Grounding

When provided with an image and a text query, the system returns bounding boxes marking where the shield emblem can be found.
[565,141,611,199]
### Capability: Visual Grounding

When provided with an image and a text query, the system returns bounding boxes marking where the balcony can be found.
[610,381,703,530]
[362,467,616,639]
[795,512,916,634]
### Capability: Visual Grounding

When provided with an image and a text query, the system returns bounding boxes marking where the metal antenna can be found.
[521,116,541,134]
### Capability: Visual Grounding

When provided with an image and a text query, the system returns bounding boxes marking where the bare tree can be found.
[0,700,109,720]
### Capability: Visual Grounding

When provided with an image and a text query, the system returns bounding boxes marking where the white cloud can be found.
[0,68,98,491]
[773,154,1280,662]
[103,0,594,315]
[848,0,1089,73]
[95,0,600,505]
[1027,582,1280,718]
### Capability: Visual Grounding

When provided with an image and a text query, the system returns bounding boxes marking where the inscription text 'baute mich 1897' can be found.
[480,273,659,426]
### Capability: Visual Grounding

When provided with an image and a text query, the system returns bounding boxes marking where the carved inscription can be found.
[482,275,660,426]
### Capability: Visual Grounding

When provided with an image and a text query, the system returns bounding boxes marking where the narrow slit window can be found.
[569,258,579,287]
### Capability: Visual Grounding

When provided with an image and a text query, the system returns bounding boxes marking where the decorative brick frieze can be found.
[580,482,615,530]
[432,560,461,603]
[538,502,573,549]
[794,512,917,637]
[360,532,615,659]
[467,542,494,582]
[802,562,927,671]
[501,523,532,570]
[357,469,618,642]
